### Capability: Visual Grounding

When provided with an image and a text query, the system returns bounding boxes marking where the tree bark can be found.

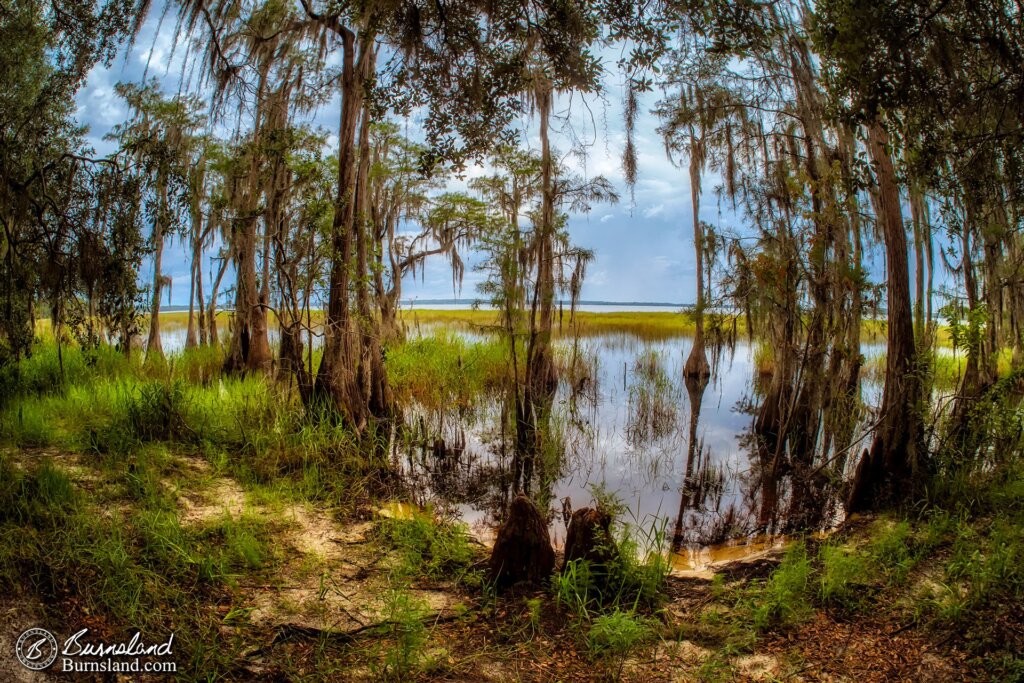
[847,123,922,513]
[684,134,710,379]
[146,180,166,361]
[313,29,389,429]
[207,252,228,346]
[518,82,558,489]
[224,64,272,374]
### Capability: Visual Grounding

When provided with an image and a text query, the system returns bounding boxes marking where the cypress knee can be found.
[488,495,555,589]
[563,506,617,569]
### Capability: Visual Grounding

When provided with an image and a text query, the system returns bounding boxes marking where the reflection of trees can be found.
[672,373,708,550]
[735,386,845,537]
[393,346,600,528]
[671,372,744,548]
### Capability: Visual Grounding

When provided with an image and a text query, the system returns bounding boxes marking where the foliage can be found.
[386,332,507,411]
[587,609,655,679]
[375,514,478,584]
[554,512,670,619]
[372,585,431,682]
[746,542,813,631]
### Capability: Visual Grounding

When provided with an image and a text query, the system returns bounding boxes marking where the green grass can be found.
[816,542,870,608]
[552,507,671,620]
[587,609,656,679]
[372,583,432,681]
[0,341,383,516]
[0,448,277,678]
[401,308,720,341]
[864,347,1013,391]
[386,332,507,411]
[374,513,479,584]
[746,542,813,631]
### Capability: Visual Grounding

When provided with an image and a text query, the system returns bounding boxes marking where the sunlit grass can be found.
[400,308,713,340]
[387,332,508,411]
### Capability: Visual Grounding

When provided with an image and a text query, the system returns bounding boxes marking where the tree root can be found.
[244,608,470,658]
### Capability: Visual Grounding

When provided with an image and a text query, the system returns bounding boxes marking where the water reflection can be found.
[152,319,882,555]
[391,329,882,551]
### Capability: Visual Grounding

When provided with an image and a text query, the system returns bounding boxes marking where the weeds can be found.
[372,584,431,681]
[386,332,507,411]
[816,542,869,609]
[553,500,670,625]
[587,609,655,679]
[746,542,813,631]
[375,513,479,584]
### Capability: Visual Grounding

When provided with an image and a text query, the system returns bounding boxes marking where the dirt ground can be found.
[1,449,976,682]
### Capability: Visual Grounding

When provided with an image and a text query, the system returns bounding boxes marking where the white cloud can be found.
[643,203,664,218]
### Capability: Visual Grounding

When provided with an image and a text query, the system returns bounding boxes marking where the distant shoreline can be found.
[156,299,691,313]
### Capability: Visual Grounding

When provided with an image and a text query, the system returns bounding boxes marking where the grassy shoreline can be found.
[41,308,907,344]
[0,335,1020,680]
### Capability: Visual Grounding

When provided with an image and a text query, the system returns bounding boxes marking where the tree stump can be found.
[488,494,555,589]
[562,506,617,569]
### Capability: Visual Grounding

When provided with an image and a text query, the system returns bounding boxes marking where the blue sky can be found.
[74,8,892,308]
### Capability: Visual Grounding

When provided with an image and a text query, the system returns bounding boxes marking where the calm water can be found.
[155,312,888,563]
[393,327,886,558]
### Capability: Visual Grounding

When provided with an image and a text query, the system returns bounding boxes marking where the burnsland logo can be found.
[15,628,58,671]
[14,627,177,674]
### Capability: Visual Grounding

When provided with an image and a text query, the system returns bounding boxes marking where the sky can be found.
[73,7,888,308]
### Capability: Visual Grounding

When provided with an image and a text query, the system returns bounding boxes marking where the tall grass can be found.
[0,452,266,675]
[386,332,507,411]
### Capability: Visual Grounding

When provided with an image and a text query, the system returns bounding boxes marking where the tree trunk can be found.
[208,253,228,346]
[518,82,558,487]
[684,134,710,379]
[313,29,384,429]
[353,91,392,418]
[196,237,207,347]
[847,123,922,513]
[910,186,928,346]
[146,181,166,361]
[224,65,272,375]
[488,494,555,589]
[185,248,199,350]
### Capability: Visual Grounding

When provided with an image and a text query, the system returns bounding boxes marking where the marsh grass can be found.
[387,332,507,411]
[0,452,271,678]
[864,347,1013,392]
[626,349,681,445]
[402,309,710,341]
[0,341,385,515]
